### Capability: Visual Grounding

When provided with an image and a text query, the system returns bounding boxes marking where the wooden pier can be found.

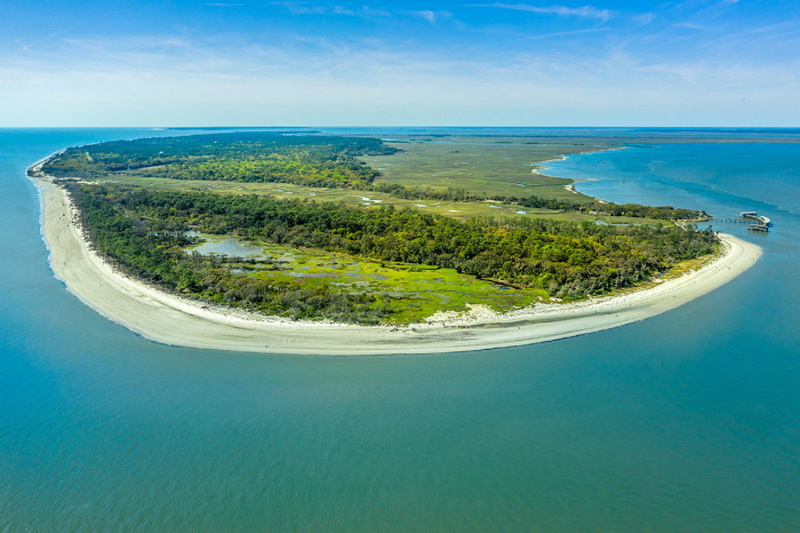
[710,211,772,232]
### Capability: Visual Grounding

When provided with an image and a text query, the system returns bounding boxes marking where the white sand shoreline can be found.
[29,161,762,356]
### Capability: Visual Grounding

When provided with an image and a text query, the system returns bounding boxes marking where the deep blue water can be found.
[1,129,799,531]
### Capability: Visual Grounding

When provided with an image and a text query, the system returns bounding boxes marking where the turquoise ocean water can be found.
[1,129,799,531]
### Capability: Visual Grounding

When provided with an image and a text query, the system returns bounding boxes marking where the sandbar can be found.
[29,162,762,356]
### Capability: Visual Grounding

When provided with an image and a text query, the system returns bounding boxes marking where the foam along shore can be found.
[31,167,762,356]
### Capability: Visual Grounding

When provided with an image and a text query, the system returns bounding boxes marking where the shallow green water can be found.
[1,129,798,531]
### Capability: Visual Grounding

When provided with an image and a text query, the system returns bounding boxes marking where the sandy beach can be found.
[30,165,762,356]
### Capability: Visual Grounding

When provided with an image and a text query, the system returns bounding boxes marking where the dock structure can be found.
[711,211,772,232]
[748,224,769,232]
[740,211,772,232]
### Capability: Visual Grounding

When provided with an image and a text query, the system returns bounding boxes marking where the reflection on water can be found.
[189,236,269,258]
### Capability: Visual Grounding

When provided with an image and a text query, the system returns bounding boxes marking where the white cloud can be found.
[1,25,798,127]
[360,6,390,17]
[632,12,655,25]
[673,22,714,31]
[483,3,611,22]
[402,10,453,24]
[274,2,353,16]
[271,2,394,18]
[413,10,437,24]
[527,27,610,39]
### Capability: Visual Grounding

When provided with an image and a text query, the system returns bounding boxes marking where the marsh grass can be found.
[193,236,547,324]
[360,136,605,202]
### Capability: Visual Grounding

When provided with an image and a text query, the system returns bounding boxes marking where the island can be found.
[28,131,762,355]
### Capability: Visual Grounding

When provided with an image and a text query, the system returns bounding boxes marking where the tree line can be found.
[375,183,705,221]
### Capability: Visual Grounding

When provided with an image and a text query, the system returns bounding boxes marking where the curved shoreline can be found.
[29,162,762,356]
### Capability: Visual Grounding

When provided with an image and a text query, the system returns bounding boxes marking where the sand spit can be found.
[30,166,762,356]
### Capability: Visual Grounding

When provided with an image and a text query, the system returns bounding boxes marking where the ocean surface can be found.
[1,128,798,531]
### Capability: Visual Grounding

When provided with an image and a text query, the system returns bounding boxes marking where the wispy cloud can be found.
[360,6,390,17]
[527,27,610,40]
[14,31,66,52]
[404,10,453,24]
[273,2,354,16]
[413,10,437,24]
[3,33,798,127]
[480,3,611,22]
[2,0,798,126]
[632,12,655,25]
[673,21,714,31]
[273,3,448,24]
[272,2,411,21]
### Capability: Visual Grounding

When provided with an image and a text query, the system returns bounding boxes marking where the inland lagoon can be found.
[2,128,799,530]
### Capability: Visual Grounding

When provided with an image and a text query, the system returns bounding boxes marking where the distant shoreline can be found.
[28,157,762,356]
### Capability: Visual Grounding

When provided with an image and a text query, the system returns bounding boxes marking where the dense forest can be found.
[42,132,706,221]
[43,132,399,189]
[67,184,717,324]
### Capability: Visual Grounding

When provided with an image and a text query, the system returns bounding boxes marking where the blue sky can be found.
[1,0,798,126]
